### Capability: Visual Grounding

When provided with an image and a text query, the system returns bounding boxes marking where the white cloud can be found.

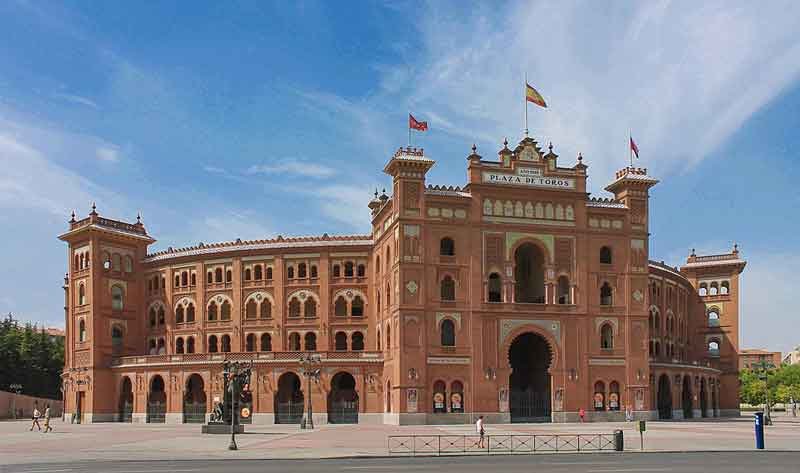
[313,184,374,231]
[96,145,120,162]
[54,92,99,109]
[247,159,336,178]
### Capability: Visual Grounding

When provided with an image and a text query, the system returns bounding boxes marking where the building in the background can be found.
[783,348,800,365]
[58,135,746,424]
[739,349,782,370]
[45,327,66,343]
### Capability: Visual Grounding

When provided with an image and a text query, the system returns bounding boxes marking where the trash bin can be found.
[754,412,764,449]
[614,429,624,451]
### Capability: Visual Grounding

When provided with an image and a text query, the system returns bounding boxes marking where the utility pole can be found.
[753,361,776,426]
[299,354,321,429]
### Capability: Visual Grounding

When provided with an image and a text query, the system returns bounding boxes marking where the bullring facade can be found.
[59,135,746,424]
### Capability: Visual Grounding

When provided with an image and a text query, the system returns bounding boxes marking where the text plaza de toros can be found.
[58,134,746,425]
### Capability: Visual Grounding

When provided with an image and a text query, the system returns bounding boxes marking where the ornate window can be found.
[708,340,721,357]
[335,332,347,351]
[600,282,613,306]
[344,262,354,277]
[245,268,252,281]
[287,266,294,279]
[288,297,300,318]
[221,334,231,353]
[260,299,272,319]
[214,268,223,283]
[332,264,341,277]
[298,263,307,279]
[207,301,218,321]
[246,299,257,319]
[254,265,262,280]
[440,319,456,347]
[220,301,231,320]
[260,333,272,352]
[310,265,317,278]
[181,271,188,286]
[557,276,570,304]
[351,296,364,317]
[721,281,729,295]
[440,237,455,256]
[708,309,720,327]
[78,283,86,305]
[334,296,347,317]
[112,253,121,271]
[176,305,184,324]
[111,285,124,311]
[357,264,365,277]
[288,332,301,351]
[266,267,273,280]
[514,243,545,303]
[600,323,614,349]
[488,273,502,302]
[245,334,255,352]
[175,337,184,354]
[441,275,455,301]
[226,269,232,283]
[600,246,613,264]
[123,256,133,273]
[352,332,364,351]
[190,273,196,286]
[186,337,195,353]
[304,332,317,351]
[208,335,218,353]
[78,319,87,342]
[112,325,123,356]
[186,303,195,322]
[304,298,317,318]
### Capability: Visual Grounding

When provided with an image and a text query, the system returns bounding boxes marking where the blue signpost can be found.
[754,412,765,449]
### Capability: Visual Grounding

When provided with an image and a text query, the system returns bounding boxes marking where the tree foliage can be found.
[740,363,800,407]
[0,313,64,399]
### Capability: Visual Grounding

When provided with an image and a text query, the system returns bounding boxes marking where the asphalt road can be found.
[3,452,798,473]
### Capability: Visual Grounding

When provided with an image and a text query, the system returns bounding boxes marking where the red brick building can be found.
[58,136,746,424]
[739,349,782,371]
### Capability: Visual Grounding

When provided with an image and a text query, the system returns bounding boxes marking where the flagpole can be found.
[524,73,529,137]
[409,112,412,147]
[629,129,632,167]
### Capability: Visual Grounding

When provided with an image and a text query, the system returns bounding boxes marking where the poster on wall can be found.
[434,392,446,412]
[407,388,418,413]
[450,392,463,413]
[609,393,619,411]
[554,389,564,411]
[499,388,509,413]
[594,392,605,411]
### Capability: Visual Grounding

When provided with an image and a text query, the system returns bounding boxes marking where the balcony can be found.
[110,350,384,367]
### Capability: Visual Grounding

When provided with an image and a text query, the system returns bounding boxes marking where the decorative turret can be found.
[605,167,659,233]
[383,147,434,219]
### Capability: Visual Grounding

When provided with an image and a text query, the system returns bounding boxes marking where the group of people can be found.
[28,401,54,433]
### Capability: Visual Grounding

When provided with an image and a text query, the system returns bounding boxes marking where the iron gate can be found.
[183,401,206,423]
[510,391,551,423]
[120,401,133,422]
[329,399,358,424]
[147,400,166,423]
[275,401,303,424]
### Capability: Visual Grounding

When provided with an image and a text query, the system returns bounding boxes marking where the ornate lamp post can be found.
[222,359,253,451]
[9,383,23,420]
[299,353,322,429]
[753,361,776,426]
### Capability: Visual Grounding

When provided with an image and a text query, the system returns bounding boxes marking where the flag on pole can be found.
[630,136,639,159]
[409,114,428,131]
[525,83,547,108]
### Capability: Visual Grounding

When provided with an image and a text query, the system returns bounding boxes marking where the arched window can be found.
[557,276,570,304]
[186,304,195,322]
[260,300,272,319]
[699,283,707,296]
[186,337,195,353]
[351,332,364,351]
[112,253,121,271]
[721,281,729,295]
[148,339,157,355]
[149,308,157,327]
[191,273,196,286]
[344,262,354,277]
[254,265,263,280]
[124,256,133,273]
[609,381,620,411]
[111,285,124,311]
[176,337,184,354]
[386,283,391,307]
[157,306,165,325]
[245,334,255,352]
[600,282,613,306]
[288,332,301,351]
[78,319,87,342]
[304,332,317,351]
[514,243,545,303]
[289,297,301,318]
[208,335,218,353]
[440,237,455,256]
[386,325,391,350]
[600,246,612,264]
[357,264,365,277]
[334,296,347,317]
[593,381,606,411]
[226,269,232,283]
[176,305,185,324]
[450,381,464,412]
[433,380,447,413]
[266,267,273,280]
[206,271,213,284]
[440,319,456,347]
[157,338,165,355]
[335,332,347,351]
[207,301,218,321]
[708,340,720,357]
[245,268,252,281]
[78,283,86,305]
[304,298,316,318]
[708,310,720,327]
[298,263,307,279]
[221,334,231,352]
[377,329,382,351]
[332,264,341,277]
[215,268,223,283]
[440,275,455,301]
[181,271,188,286]
[488,273,502,302]
[600,323,614,349]
[220,301,231,320]
[112,325,123,356]
[246,299,257,319]
[287,266,294,279]
[310,265,318,278]
[351,296,364,317]
[260,333,272,351]
[709,282,718,296]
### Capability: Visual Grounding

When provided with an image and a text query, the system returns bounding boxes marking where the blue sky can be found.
[1,1,799,353]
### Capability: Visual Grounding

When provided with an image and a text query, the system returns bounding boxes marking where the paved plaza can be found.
[1,414,799,466]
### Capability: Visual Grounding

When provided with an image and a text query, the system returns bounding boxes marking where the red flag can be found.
[409,114,428,132]
[630,136,639,159]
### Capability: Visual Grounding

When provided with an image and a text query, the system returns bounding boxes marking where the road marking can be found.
[17,470,74,473]
[587,469,670,472]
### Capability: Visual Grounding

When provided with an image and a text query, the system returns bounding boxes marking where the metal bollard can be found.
[614,429,624,451]
[754,412,765,449]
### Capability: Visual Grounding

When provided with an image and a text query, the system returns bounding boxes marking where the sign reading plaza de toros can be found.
[482,167,575,189]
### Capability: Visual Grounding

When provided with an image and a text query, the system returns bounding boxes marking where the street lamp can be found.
[752,361,776,426]
[299,353,322,429]
[9,383,23,420]
[222,359,253,451]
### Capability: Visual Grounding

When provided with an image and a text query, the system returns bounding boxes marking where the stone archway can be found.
[328,372,359,424]
[183,374,206,423]
[508,332,552,422]
[118,377,133,422]
[147,375,166,423]
[274,372,303,424]
[700,378,708,418]
[682,375,693,419]
[657,374,672,419]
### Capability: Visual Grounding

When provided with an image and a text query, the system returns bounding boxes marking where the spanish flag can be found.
[526,82,547,108]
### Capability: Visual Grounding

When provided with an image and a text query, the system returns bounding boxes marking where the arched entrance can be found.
[118,377,133,422]
[183,374,207,423]
[712,383,719,417]
[508,332,552,422]
[700,378,708,418]
[682,375,693,419]
[274,372,303,424]
[147,375,166,423]
[657,374,672,419]
[514,243,545,303]
[328,372,359,424]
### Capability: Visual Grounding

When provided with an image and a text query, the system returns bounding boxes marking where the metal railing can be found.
[388,433,617,456]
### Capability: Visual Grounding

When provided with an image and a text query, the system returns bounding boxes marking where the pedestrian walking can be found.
[43,404,53,433]
[625,405,633,422]
[579,407,586,423]
[476,415,486,448]
[30,402,42,431]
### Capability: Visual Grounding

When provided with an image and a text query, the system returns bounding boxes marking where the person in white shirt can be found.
[30,403,42,432]
[476,415,485,448]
